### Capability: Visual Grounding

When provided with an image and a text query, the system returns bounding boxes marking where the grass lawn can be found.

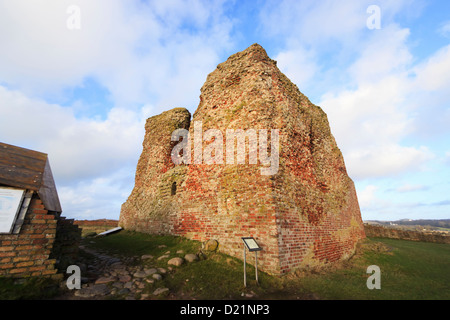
[293,238,450,300]
[86,231,450,300]
[1,231,448,300]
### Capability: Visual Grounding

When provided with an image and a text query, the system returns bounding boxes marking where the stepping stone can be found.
[133,270,147,278]
[119,275,132,282]
[118,288,131,295]
[144,268,158,275]
[141,254,153,260]
[95,276,116,285]
[157,254,170,261]
[157,267,167,274]
[75,284,110,298]
[153,287,169,296]
[184,253,198,262]
[152,273,162,281]
[168,257,184,266]
[110,262,125,269]
[106,258,121,265]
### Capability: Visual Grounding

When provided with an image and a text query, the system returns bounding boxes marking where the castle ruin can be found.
[119,44,365,275]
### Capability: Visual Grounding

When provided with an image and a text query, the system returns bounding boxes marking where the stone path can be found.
[62,244,198,300]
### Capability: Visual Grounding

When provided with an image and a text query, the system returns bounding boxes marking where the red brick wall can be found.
[119,44,366,275]
[0,194,80,278]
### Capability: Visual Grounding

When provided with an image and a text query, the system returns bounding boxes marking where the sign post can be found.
[242,237,262,287]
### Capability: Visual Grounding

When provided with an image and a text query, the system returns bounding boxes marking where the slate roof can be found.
[0,142,62,213]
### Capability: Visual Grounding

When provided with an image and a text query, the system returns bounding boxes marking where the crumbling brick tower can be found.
[119,44,365,275]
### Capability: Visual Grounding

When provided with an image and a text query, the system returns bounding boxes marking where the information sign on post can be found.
[242,237,262,287]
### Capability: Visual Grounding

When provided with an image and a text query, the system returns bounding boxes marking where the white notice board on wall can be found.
[0,187,25,233]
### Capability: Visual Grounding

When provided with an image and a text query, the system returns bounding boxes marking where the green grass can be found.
[87,232,450,300]
[88,230,202,260]
[290,238,450,300]
[0,276,61,300]
[87,231,280,299]
[1,231,449,300]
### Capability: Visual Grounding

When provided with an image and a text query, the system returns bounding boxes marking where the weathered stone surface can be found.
[94,276,116,285]
[157,267,167,274]
[119,108,191,233]
[152,273,163,280]
[203,239,219,251]
[74,284,110,298]
[184,253,198,262]
[133,270,147,278]
[144,267,158,275]
[168,257,184,266]
[153,287,169,296]
[119,43,365,275]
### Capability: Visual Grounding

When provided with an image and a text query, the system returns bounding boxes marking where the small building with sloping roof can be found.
[0,142,80,278]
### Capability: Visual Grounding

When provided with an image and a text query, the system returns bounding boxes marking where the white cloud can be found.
[395,184,428,192]
[319,72,435,179]
[315,23,449,180]
[358,184,379,209]
[275,44,318,91]
[0,85,145,183]
[0,0,237,220]
[58,167,134,219]
[1,0,447,222]
[345,145,433,179]
[445,151,450,165]
[412,44,450,93]
[259,0,419,48]
[0,84,152,219]
[348,25,413,85]
[259,0,369,46]
[357,184,397,220]
[0,0,234,109]
[438,20,450,38]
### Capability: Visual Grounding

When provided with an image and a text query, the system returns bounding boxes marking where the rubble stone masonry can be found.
[119,44,365,275]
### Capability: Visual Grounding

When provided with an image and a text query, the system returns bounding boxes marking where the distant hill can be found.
[364,219,450,229]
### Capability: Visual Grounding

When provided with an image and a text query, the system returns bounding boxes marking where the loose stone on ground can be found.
[184,253,198,262]
[153,287,169,296]
[168,257,184,266]
[67,243,203,300]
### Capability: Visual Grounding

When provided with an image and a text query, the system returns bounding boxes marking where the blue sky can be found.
[0,0,449,221]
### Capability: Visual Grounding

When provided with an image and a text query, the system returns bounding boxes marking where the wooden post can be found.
[243,245,247,287]
[255,250,259,285]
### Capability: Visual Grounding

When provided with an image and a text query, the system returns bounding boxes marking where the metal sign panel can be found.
[242,237,262,252]
[242,237,262,287]
[0,187,25,233]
